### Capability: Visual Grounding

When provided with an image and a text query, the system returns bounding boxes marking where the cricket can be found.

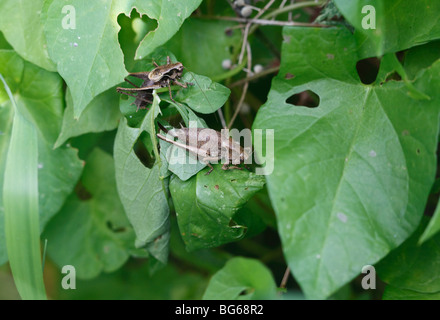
[116,56,192,110]
[157,123,252,175]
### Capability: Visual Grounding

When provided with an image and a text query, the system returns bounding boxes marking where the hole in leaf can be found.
[75,181,92,201]
[225,28,234,37]
[396,50,406,63]
[239,289,248,296]
[356,57,380,84]
[238,288,255,297]
[385,71,402,82]
[106,221,127,233]
[134,132,155,169]
[286,90,320,108]
[416,148,421,155]
[117,8,158,65]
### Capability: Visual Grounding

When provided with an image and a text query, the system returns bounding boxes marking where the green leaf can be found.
[114,114,169,262]
[0,50,83,264]
[176,73,230,114]
[159,138,206,181]
[0,100,13,264]
[376,53,430,100]
[253,27,440,299]
[133,0,203,60]
[42,0,201,118]
[0,0,56,71]
[54,87,121,148]
[169,166,265,251]
[203,257,277,300]
[377,218,440,298]
[42,0,127,118]
[44,148,139,279]
[1,74,46,299]
[333,0,440,58]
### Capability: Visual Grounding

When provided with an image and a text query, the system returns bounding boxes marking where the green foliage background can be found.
[1,0,440,300]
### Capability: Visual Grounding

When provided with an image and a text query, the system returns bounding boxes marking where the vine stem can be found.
[228,42,251,129]
[238,0,276,65]
[229,66,280,88]
[208,16,328,28]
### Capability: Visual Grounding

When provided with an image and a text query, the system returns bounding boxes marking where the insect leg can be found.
[116,90,152,103]
[168,83,177,103]
[123,78,139,88]
[222,163,243,171]
[205,163,214,175]
[173,80,190,88]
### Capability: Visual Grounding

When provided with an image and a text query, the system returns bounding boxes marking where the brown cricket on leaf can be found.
[157,123,252,175]
[116,56,192,110]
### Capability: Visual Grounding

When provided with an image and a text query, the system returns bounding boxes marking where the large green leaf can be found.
[253,27,440,299]
[333,0,440,58]
[44,148,139,279]
[0,50,83,265]
[169,166,265,251]
[42,0,127,118]
[42,0,202,118]
[0,0,56,71]
[378,218,440,300]
[114,112,169,262]
[203,257,277,300]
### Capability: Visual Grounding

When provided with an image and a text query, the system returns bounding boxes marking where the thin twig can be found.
[288,0,295,21]
[207,16,328,27]
[250,0,326,35]
[238,23,251,65]
[238,0,276,65]
[228,42,251,129]
[229,66,280,88]
[217,108,227,129]
[276,0,288,21]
